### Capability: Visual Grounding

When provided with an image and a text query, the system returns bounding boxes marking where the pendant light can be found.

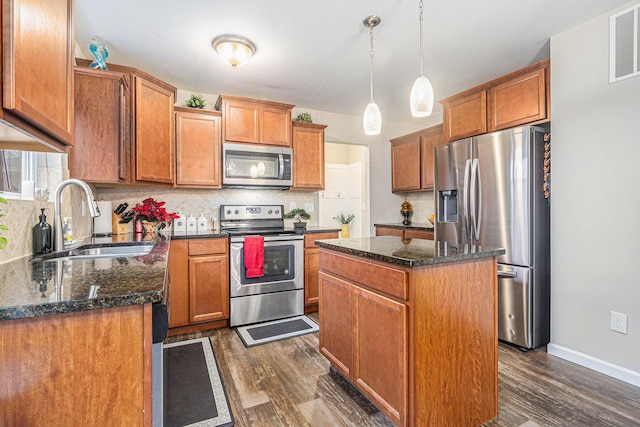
[363,15,382,136]
[410,0,434,117]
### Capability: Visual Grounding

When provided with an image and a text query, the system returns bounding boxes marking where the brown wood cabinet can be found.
[441,59,550,142]
[0,0,74,151]
[0,304,152,426]
[70,67,130,183]
[168,238,229,330]
[303,232,338,312]
[215,95,294,146]
[292,121,327,190]
[319,248,498,426]
[319,252,408,426]
[390,124,443,192]
[174,107,222,188]
[375,225,434,240]
[72,60,176,185]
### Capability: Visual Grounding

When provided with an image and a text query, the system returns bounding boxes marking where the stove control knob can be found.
[226,209,232,215]
[268,209,273,215]
[275,209,280,214]
[234,209,239,215]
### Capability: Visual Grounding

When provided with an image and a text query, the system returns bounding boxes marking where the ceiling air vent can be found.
[610,3,640,82]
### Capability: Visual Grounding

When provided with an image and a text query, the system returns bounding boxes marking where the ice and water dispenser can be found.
[437,190,458,223]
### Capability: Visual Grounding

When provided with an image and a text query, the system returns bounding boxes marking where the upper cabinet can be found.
[215,95,294,147]
[70,67,129,183]
[441,59,550,142]
[291,121,327,190]
[71,60,176,185]
[174,107,222,189]
[390,124,443,193]
[0,0,74,151]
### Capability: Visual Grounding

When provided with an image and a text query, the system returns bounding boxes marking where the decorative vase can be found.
[341,223,350,238]
[400,200,413,225]
[141,220,158,235]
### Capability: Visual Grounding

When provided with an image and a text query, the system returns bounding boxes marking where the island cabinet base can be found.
[0,304,152,426]
[318,249,498,427]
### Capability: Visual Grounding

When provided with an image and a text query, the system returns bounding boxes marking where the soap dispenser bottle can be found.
[32,208,52,254]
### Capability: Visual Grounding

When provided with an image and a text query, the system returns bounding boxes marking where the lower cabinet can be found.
[168,238,229,329]
[303,232,338,312]
[375,225,434,240]
[319,253,408,426]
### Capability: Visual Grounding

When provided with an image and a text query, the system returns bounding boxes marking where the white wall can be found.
[549,1,640,386]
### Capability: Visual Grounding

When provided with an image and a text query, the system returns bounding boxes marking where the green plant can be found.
[186,94,206,109]
[284,208,311,222]
[0,195,7,250]
[294,112,313,123]
[333,212,354,225]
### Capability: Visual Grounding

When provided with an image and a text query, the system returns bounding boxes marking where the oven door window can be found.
[240,244,295,284]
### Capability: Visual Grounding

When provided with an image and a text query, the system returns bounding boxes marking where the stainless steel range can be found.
[220,205,304,327]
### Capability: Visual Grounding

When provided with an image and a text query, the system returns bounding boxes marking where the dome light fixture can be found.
[362,15,382,136]
[212,35,256,69]
[409,0,434,117]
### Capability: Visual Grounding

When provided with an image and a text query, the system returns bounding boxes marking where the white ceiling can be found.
[75,0,629,125]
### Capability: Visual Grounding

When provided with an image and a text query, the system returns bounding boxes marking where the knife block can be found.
[112,213,129,235]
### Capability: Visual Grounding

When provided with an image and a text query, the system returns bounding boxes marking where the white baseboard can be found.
[547,343,640,388]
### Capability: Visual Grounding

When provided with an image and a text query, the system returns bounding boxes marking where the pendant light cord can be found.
[369,25,375,102]
[419,0,424,75]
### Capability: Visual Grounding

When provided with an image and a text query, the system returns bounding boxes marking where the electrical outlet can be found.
[610,311,628,334]
[305,202,314,213]
[289,202,297,211]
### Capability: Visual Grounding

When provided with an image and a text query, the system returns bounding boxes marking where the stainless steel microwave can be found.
[222,143,292,189]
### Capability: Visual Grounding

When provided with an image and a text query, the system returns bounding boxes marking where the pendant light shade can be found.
[362,15,382,135]
[363,101,382,135]
[410,74,434,117]
[410,0,434,117]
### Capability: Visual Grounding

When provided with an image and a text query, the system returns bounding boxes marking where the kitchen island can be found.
[316,236,504,427]
[0,233,169,426]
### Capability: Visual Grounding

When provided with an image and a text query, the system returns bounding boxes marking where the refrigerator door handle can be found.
[472,158,482,241]
[498,270,518,278]
[463,159,472,241]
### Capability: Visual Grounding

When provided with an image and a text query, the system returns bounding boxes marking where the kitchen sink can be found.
[34,244,155,263]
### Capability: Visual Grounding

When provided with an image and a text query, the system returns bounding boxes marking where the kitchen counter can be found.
[171,226,341,239]
[0,233,169,321]
[315,235,504,267]
[373,222,434,231]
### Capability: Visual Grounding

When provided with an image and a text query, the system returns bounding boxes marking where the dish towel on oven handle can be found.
[244,236,265,278]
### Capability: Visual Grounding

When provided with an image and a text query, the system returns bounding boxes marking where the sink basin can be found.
[37,244,155,263]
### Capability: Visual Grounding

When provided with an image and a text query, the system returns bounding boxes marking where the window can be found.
[610,4,640,82]
[0,150,63,200]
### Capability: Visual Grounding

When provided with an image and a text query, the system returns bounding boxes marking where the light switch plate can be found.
[305,202,314,213]
[289,202,297,211]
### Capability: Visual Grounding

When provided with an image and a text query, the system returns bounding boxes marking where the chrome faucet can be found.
[53,179,100,251]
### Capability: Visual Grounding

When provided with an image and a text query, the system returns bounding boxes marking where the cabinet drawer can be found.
[304,232,339,248]
[188,238,227,256]
[405,229,434,240]
[375,227,403,237]
[319,251,408,300]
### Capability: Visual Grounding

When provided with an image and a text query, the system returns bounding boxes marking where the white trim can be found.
[610,3,640,83]
[547,343,640,388]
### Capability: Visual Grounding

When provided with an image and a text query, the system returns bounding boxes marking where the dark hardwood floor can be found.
[168,315,640,426]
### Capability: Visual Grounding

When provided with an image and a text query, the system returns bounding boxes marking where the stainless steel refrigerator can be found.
[434,124,550,349]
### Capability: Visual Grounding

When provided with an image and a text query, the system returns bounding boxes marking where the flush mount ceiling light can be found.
[409,0,434,117]
[362,15,382,136]
[212,35,256,69]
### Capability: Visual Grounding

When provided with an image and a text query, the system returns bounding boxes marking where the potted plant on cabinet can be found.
[333,212,354,238]
[284,208,311,230]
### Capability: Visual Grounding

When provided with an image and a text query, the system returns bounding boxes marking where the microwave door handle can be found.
[278,154,284,179]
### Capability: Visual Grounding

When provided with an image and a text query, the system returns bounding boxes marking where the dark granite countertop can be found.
[171,231,229,239]
[315,236,504,267]
[374,222,434,231]
[0,233,170,321]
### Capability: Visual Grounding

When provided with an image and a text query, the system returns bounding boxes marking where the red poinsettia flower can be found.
[132,198,179,223]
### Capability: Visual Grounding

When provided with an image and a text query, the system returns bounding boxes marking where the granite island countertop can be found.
[315,235,504,267]
[0,233,170,321]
